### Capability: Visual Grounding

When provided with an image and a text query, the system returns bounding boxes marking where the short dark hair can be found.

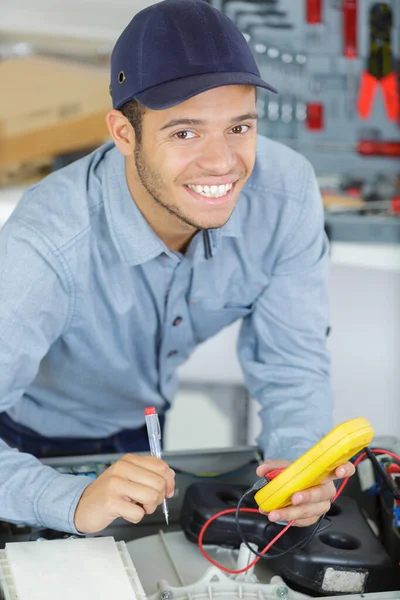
[119,99,146,144]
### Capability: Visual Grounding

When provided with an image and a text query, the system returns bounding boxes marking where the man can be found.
[0,0,354,535]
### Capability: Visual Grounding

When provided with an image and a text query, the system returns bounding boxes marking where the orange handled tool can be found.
[357,3,398,121]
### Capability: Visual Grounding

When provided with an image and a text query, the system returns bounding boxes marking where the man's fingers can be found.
[258,460,355,485]
[334,461,355,479]
[115,454,175,496]
[264,482,334,523]
[291,481,336,506]
[256,459,290,478]
[112,461,169,499]
[113,479,160,511]
[255,458,357,530]
[120,453,174,480]
[109,498,146,524]
[293,516,323,527]
[322,461,356,483]
[74,453,176,534]
[267,499,331,524]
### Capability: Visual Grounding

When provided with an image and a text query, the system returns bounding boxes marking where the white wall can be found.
[248,264,400,445]
[164,386,238,451]
[1,0,156,42]
[177,261,400,446]
[329,265,400,432]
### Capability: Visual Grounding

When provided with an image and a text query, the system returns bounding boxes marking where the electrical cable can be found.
[234,479,340,561]
[365,447,400,501]
[197,446,400,575]
[369,448,400,464]
[335,448,400,498]
[198,509,293,575]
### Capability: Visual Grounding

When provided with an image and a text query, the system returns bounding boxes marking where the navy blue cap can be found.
[110,0,277,110]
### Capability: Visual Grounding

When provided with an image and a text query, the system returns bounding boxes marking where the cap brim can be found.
[132,72,277,110]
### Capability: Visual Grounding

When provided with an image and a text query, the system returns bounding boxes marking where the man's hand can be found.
[256,458,355,527]
[74,454,175,534]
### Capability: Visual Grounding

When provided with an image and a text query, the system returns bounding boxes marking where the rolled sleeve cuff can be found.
[34,472,93,534]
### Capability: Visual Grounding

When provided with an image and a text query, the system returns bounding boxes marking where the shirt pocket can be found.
[189,284,261,343]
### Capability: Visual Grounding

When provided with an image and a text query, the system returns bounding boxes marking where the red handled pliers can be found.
[357,2,398,122]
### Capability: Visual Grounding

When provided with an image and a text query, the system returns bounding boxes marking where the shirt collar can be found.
[103,144,242,266]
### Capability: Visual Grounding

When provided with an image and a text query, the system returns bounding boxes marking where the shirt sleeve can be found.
[238,161,333,462]
[0,217,92,532]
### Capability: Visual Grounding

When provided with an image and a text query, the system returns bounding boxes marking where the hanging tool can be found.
[342,0,358,118]
[224,1,277,25]
[356,139,400,156]
[357,3,398,121]
[343,0,357,58]
[305,0,323,44]
[306,0,322,23]
[306,102,324,130]
[316,139,400,156]
[275,137,400,157]
[236,9,290,31]
[325,198,400,215]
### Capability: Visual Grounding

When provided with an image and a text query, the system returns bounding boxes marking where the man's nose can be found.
[197,136,236,173]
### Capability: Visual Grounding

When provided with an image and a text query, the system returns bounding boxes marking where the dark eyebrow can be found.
[160,112,258,131]
[160,118,204,131]
[229,112,258,123]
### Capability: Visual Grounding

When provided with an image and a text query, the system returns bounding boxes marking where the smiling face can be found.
[108,85,258,249]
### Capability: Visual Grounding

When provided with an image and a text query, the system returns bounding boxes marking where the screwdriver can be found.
[306,0,322,24]
[313,140,400,157]
[276,138,400,157]
[343,0,357,58]
[355,140,400,157]
[342,0,358,118]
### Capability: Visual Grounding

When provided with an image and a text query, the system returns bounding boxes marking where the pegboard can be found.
[214,0,400,179]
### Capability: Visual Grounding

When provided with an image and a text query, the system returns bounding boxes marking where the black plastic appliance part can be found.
[180,482,399,594]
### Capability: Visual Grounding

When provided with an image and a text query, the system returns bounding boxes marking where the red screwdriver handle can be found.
[357,140,400,157]
[343,0,357,58]
[306,0,322,24]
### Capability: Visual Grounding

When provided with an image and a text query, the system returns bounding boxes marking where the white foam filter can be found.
[6,536,139,600]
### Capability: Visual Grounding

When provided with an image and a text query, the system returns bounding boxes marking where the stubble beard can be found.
[134,142,232,231]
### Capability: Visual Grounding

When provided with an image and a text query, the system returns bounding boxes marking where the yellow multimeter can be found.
[254,417,374,513]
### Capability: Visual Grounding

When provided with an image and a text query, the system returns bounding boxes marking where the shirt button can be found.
[173,316,182,326]
[168,350,178,357]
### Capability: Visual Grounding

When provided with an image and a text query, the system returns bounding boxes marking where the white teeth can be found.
[187,182,233,198]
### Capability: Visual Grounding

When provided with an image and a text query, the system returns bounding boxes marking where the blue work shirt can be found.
[0,136,332,533]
